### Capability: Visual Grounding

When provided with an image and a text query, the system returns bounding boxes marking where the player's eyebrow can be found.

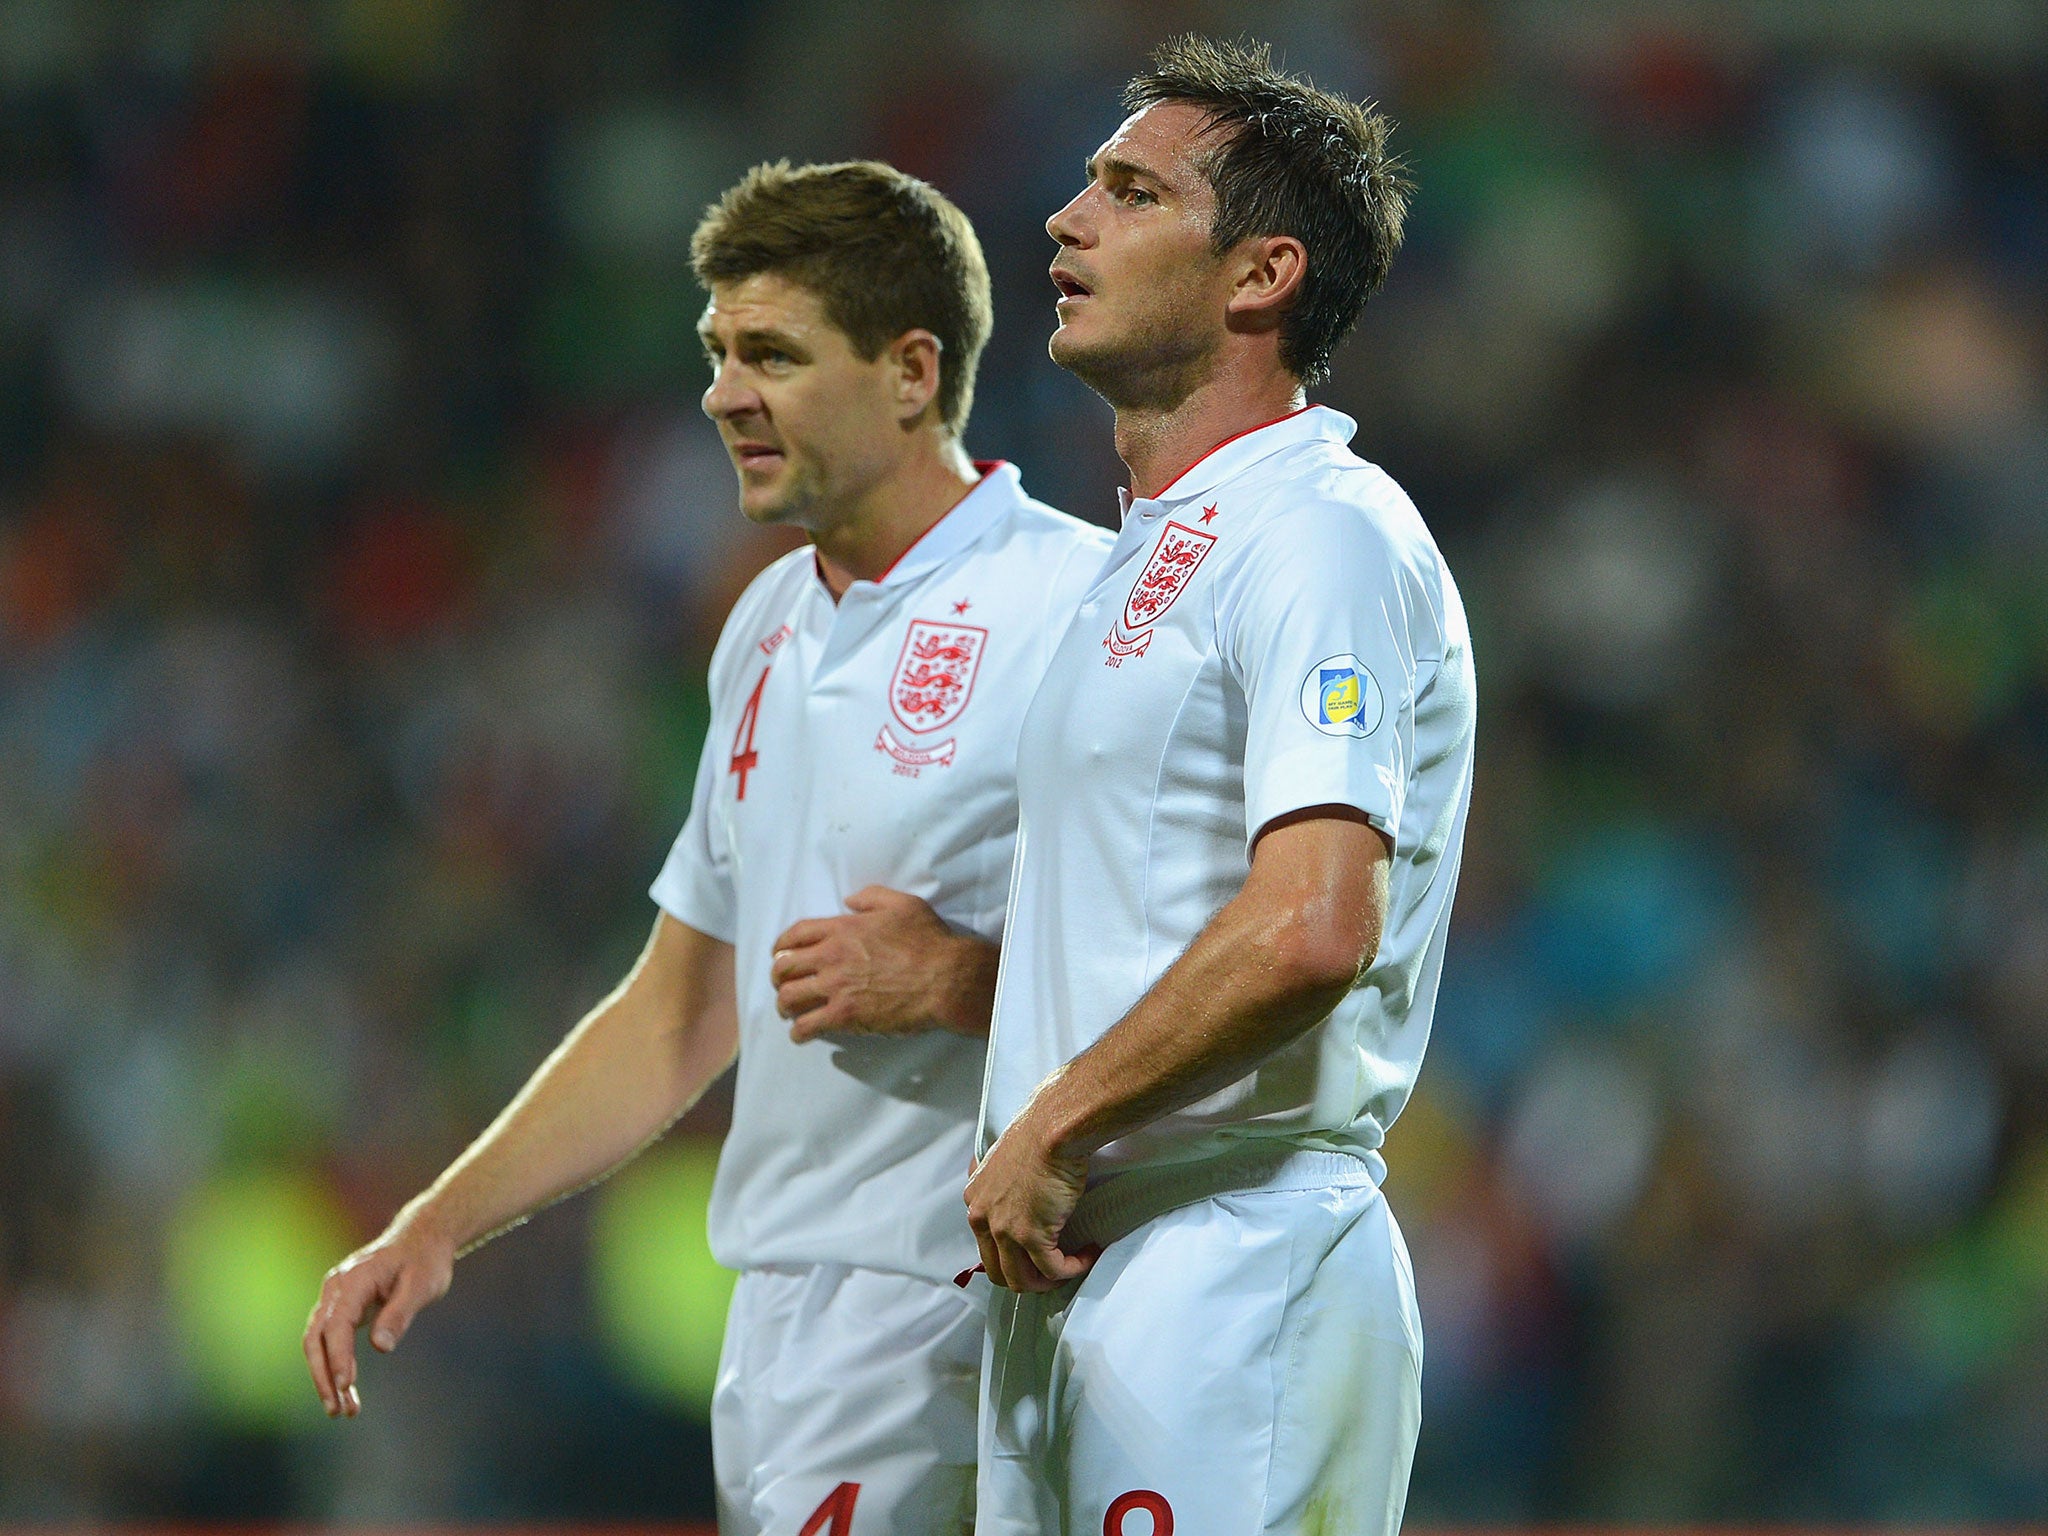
[698,323,808,356]
[1085,153,1169,191]
[739,326,806,353]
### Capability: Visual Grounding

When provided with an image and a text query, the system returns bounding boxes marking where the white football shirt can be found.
[652,462,1112,1284]
[979,408,1476,1213]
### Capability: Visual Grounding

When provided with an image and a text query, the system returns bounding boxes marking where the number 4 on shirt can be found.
[1106,1490,1173,1536]
[729,664,770,800]
[798,1481,860,1536]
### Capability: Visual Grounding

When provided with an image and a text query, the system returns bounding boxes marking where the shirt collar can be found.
[849,460,1019,591]
[1122,405,1357,519]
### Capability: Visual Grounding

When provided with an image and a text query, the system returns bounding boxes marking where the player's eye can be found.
[1117,185,1155,207]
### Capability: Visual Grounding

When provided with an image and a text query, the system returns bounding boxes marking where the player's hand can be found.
[303,1222,455,1418]
[964,1117,1094,1293]
[771,886,998,1042]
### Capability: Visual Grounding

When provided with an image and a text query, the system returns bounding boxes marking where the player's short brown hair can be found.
[691,160,993,433]
[1125,35,1412,387]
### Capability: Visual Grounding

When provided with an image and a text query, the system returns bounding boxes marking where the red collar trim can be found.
[1147,407,1313,500]
[870,460,1007,584]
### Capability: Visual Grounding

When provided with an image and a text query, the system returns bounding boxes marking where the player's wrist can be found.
[1018,1071,1106,1166]
[935,934,1000,1036]
[388,1193,466,1260]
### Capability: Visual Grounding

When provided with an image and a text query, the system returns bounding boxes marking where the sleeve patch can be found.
[1300,654,1385,738]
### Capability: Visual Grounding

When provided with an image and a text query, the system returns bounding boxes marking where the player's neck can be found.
[811,435,982,599]
[1114,360,1305,503]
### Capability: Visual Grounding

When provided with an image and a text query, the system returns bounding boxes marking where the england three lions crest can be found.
[1104,520,1217,664]
[878,619,987,774]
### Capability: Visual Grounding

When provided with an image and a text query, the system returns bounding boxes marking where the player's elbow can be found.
[1265,914,1377,1010]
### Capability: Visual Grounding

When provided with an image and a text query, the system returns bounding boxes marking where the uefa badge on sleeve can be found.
[1300,653,1384,737]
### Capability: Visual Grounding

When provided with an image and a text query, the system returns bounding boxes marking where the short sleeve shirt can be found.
[979,409,1477,1191]
[653,463,1112,1283]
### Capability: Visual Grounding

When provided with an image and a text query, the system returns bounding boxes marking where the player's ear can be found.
[1225,235,1306,326]
[890,329,945,423]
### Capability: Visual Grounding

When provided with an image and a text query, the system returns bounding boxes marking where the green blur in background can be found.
[0,0,2045,1525]
[590,1143,734,1414]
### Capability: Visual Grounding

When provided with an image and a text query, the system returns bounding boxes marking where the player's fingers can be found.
[1029,1235,1093,1284]
[994,1232,1057,1294]
[316,1301,362,1413]
[971,1225,1005,1289]
[990,1230,1033,1291]
[324,1321,364,1417]
[326,1320,362,1418]
[770,917,838,955]
[768,945,823,987]
[313,1265,380,1371]
[788,998,846,1042]
[776,974,828,1022]
[303,1302,338,1414]
[305,1283,351,1406]
[970,1220,1011,1294]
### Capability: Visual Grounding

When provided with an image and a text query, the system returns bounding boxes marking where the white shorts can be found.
[713,1263,983,1536]
[977,1176,1422,1536]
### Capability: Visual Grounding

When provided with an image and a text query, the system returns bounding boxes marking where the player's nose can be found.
[701,358,760,422]
[1046,187,1092,248]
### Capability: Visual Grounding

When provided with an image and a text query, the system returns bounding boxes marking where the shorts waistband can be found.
[1065,1145,1381,1253]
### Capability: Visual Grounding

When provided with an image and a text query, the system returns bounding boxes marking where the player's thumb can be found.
[844,885,895,913]
[369,1271,438,1353]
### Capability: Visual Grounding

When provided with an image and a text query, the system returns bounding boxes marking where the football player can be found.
[967,38,1474,1536]
[307,160,1110,1536]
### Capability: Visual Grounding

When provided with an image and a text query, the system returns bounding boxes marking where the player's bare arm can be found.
[966,808,1389,1292]
[303,913,738,1418]
[770,885,1001,1042]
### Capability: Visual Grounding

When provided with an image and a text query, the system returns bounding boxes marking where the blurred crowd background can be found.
[1,0,2045,1524]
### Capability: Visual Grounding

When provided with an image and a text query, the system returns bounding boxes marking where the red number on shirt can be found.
[1104,1490,1173,1536]
[729,664,770,800]
[798,1481,860,1536]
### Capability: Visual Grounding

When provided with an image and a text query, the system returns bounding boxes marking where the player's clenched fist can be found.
[770,885,999,1043]
[964,1115,1094,1293]
[302,1224,455,1418]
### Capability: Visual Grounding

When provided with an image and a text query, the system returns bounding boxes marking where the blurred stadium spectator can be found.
[0,0,2043,1522]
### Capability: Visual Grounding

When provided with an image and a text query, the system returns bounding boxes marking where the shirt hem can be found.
[1064,1143,1382,1252]
[647,884,738,947]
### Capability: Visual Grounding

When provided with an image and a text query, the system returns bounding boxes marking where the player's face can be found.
[699,273,907,530]
[1045,103,1239,408]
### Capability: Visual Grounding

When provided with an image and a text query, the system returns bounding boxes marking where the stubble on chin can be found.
[1048,310,1216,415]
[736,466,819,530]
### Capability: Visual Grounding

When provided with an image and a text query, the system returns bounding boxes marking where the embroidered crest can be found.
[889,619,987,733]
[1103,520,1217,664]
[1123,522,1217,630]
[877,618,984,776]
